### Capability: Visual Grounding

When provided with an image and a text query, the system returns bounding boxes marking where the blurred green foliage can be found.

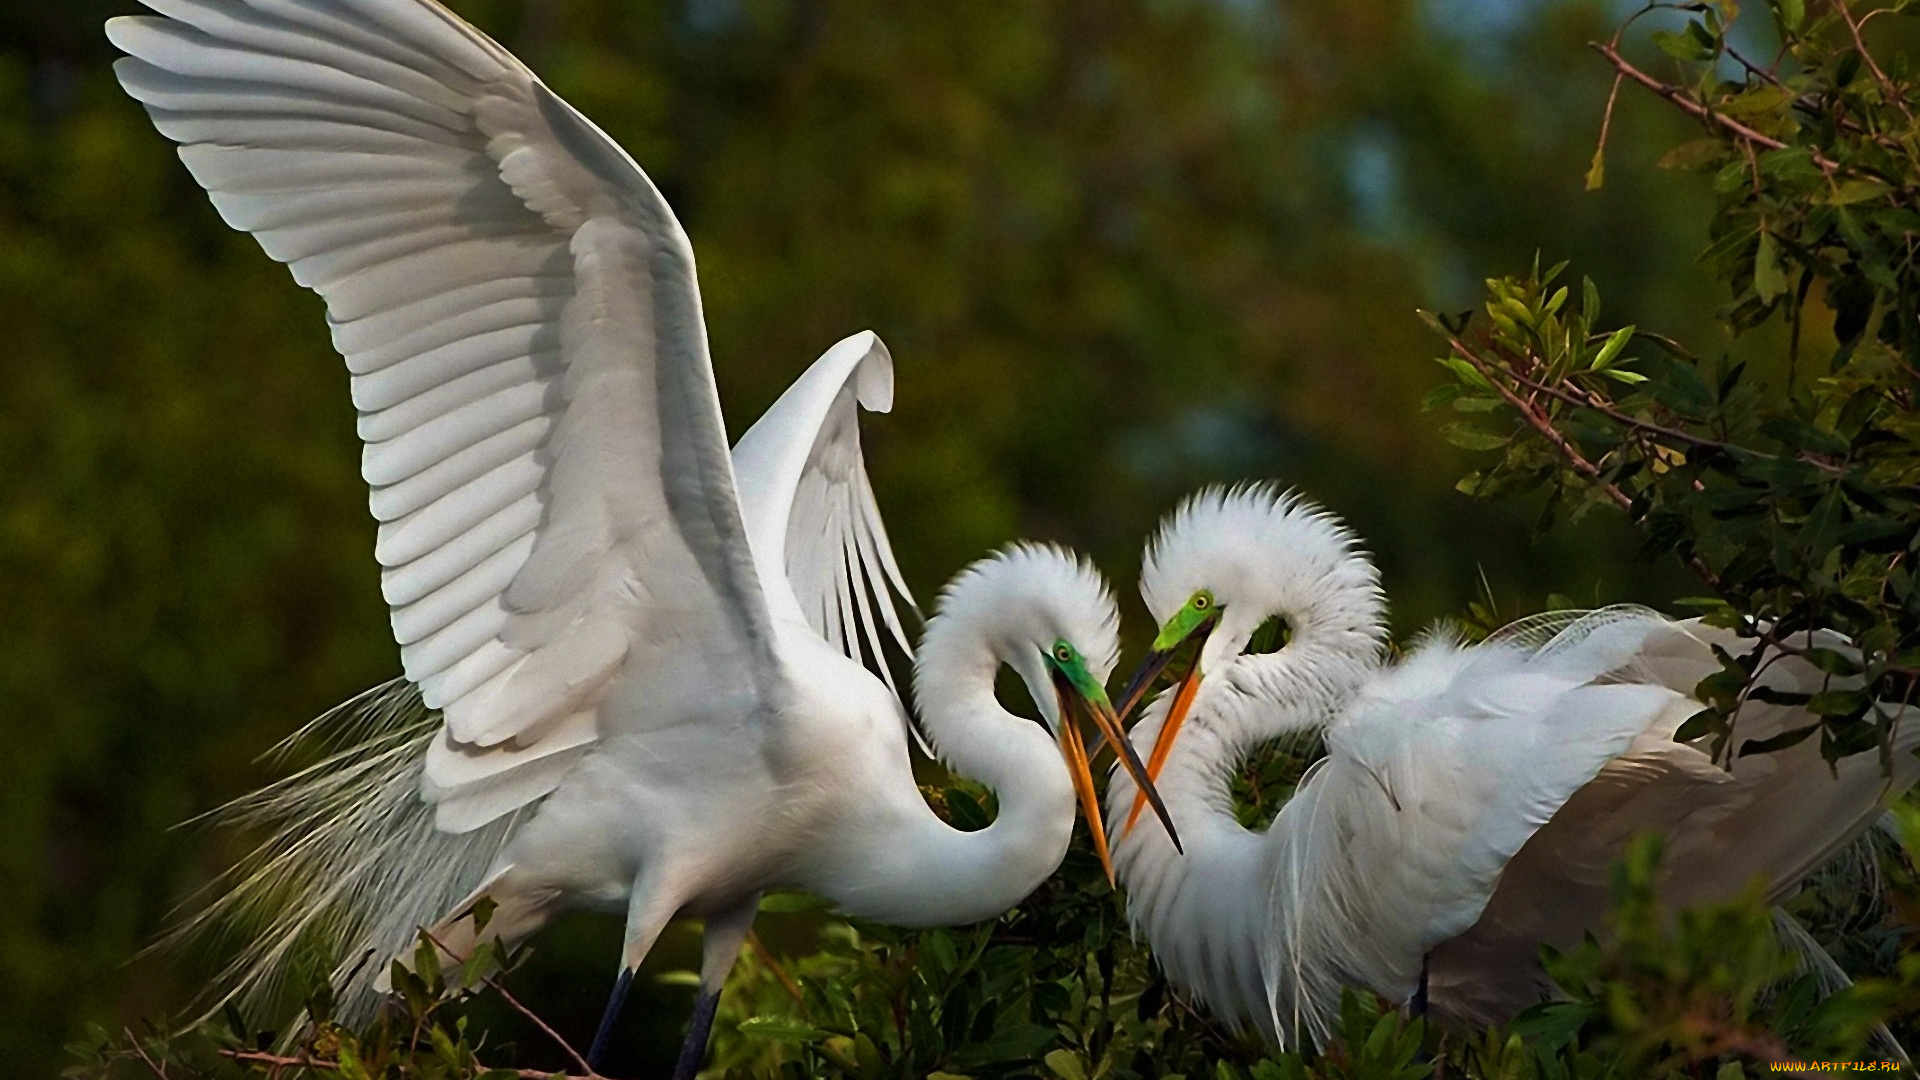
[2,0,1752,1075]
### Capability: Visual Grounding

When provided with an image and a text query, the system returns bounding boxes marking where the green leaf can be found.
[469,895,496,935]
[736,1015,827,1043]
[1436,355,1494,391]
[1652,25,1715,61]
[1739,723,1820,756]
[1775,0,1804,31]
[1674,707,1725,743]
[1441,424,1512,452]
[951,1024,1058,1068]
[1589,325,1636,370]
[1828,178,1890,206]
[1802,488,1846,557]
[759,890,832,913]
[1800,647,1863,676]
[1045,1049,1090,1080]
[1809,689,1871,717]
[336,1044,373,1080]
[1754,231,1788,302]
[1760,416,1850,455]
[1656,138,1726,172]
[1718,84,1795,119]
[1421,383,1462,410]
[946,787,992,830]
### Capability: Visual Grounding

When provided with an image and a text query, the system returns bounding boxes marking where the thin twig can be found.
[1726,41,1910,153]
[1749,623,1920,696]
[1590,66,1626,189]
[1833,0,1913,124]
[1590,40,1842,174]
[220,1048,589,1079]
[1443,334,1730,587]
[747,930,805,1004]
[1445,335,1634,511]
[420,928,600,1079]
[1450,334,1889,486]
[127,1029,171,1080]
[1725,43,1788,88]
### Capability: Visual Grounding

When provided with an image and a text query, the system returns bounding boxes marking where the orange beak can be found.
[1114,615,1217,837]
[1055,700,1115,885]
[1123,661,1204,835]
[1051,668,1182,882]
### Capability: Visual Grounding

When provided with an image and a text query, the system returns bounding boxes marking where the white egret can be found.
[1105,484,1920,1047]
[106,2,1174,1075]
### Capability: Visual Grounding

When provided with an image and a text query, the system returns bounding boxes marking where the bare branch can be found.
[221,1048,590,1079]
[1443,334,1634,512]
[1833,0,1914,124]
[748,929,805,1004]
[1589,41,1841,175]
[126,1029,171,1080]
[420,928,600,1079]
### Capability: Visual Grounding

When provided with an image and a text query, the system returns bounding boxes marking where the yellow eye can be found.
[1192,593,1211,610]
[1054,644,1073,663]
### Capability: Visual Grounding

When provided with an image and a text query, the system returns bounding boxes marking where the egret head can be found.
[1115,485,1385,832]
[916,544,1180,879]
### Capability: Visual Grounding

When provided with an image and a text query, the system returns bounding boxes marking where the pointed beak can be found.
[1051,673,1183,885]
[1119,617,1216,837]
[1082,681,1182,855]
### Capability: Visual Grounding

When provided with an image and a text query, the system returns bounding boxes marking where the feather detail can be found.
[153,681,521,1030]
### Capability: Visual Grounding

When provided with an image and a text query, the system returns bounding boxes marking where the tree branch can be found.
[748,929,805,1004]
[220,1049,591,1079]
[1588,41,1841,175]
[420,928,600,1079]
[1445,334,1634,512]
[1833,0,1913,125]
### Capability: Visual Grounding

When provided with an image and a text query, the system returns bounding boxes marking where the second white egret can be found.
[1106,484,1919,1047]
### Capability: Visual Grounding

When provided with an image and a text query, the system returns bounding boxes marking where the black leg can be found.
[671,988,722,1080]
[1410,953,1430,1019]
[588,967,634,1073]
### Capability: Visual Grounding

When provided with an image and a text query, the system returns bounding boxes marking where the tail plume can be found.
[159,680,520,1027]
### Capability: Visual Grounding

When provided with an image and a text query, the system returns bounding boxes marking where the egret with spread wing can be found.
[1105,484,1919,1048]
[106,2,1173,1074]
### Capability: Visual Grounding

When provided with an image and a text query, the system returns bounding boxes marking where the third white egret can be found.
[1105,484,1919,1047]
[107,1,1174,1074]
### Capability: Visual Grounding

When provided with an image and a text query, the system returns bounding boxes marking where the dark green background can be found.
[0,0,1726,1073]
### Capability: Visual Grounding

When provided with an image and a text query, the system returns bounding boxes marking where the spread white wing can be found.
[1262,612,1920,1041]
[1261,612,1682,1045]
[732,332,918,696]
[109,0,780,833]
[1427,619,1920,1028]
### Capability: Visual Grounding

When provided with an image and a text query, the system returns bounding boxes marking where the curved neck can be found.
[808,621,1076,927]
[1108,690,1275,1033]
[1107,603,1379,1034]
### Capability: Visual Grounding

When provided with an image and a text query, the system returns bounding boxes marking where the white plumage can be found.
[112,3,1157,1073]
[1107,484,1920,1049]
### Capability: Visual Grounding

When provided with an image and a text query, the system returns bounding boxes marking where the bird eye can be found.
[1192,592,1211,610]
[1054,644,1073,663]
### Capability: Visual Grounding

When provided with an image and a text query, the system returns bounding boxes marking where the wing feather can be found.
[112,0,779,832]
[733,333,920,701]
